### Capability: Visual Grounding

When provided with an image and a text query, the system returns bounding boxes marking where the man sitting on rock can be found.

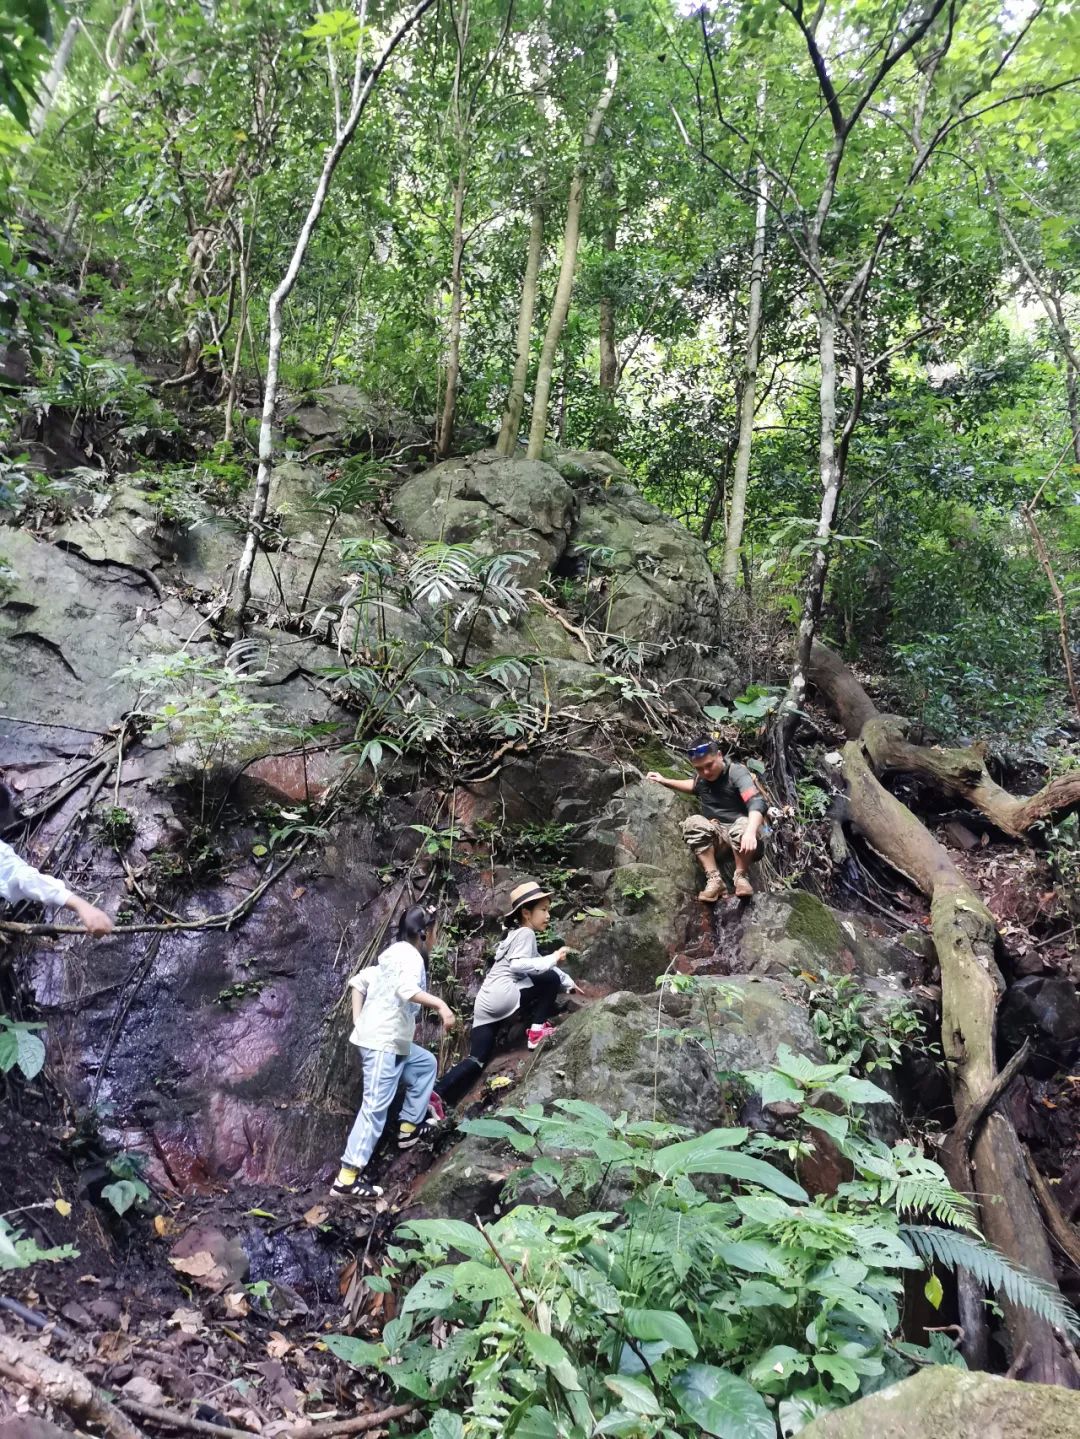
[646,737,767,901]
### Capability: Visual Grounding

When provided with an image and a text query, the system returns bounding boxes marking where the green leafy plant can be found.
[116,649,292,824]
[0,1013,46,1080]
[101,1151,151,1217]
[330,1049,1078,1438]
[0,1216,77,1272]
[99,805,137,848]
[616,871,656,908]
[705,685,784,730]
[806,974,931,1074]
[215,978,267,1008]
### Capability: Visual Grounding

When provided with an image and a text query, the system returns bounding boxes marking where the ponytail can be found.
[397,903,436,958]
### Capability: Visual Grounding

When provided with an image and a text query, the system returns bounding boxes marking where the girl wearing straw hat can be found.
[434,879,580,1104]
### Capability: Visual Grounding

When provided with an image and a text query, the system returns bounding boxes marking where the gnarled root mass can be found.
[808,642,1080,1386]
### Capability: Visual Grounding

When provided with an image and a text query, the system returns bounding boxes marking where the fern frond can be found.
[890,1178,979,1232]
[901,1224,1080,1338]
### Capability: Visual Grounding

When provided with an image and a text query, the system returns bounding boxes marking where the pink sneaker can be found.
[426,1093,446,1124]
[527,1021,557,1050]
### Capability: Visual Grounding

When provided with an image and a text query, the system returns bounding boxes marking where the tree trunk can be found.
[229,0,437,628]
[30,16,79,136]
[787,302,842,716]
[700,436,736,546]
[496,203,544,456]
[436,159,467,458]
[526,44,619,461]
[1063,353,1080,467]
[223,193,258,445]
[720,148,768,587]
[594,165,618,451]
[810,643,1079,1385]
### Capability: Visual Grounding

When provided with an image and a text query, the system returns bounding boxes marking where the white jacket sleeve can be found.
[0,840,71,909]
[504,927,560,977]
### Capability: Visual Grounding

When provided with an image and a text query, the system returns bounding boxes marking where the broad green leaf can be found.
[302,10,361,41]
[623,1308,698,1356]
[399,1218,491,1260]
[508,1406,557,1439]
[427,1412,464,1439]
[603,1374,662,1415]
[101,1180,143,1216]
[673,1364,775,1438]
[655,1137,807,1201]
[811,1352,860,1393]
[321,1333,386,1368]
[522,1329,580,1390]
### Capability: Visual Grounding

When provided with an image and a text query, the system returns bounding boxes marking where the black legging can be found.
[436,971,562,1103]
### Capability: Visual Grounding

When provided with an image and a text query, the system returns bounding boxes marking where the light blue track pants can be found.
[340,1043,437,1170]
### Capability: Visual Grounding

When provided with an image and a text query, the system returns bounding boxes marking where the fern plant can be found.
[901,1224,1080,1338]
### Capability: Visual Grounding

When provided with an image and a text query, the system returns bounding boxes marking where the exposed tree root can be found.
[808,642,1080,1386]
[808,643,1080,837]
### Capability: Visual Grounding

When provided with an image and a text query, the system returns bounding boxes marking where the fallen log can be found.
[0,1331,144,1439]
[808,643,1079,1385]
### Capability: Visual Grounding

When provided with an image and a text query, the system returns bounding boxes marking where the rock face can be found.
[800,1365,1080,1439]
[0,526,213,763]
[415,978,820,1218]
[8,427,906,1203]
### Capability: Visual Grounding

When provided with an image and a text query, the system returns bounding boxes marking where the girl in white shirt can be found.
[332,904,455,1200]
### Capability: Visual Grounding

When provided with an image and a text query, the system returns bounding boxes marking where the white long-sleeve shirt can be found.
[0,839,71,909]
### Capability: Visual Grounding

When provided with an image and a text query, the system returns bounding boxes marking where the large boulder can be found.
[414,978,819,1218]
[740,891,930,990]
[800,1365,1080,1439]
[391,451,576,588]
[998,975,1080,1074]
[285,383,427,454]
[566,478,736,691]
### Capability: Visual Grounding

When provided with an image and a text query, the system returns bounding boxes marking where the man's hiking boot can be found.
[697,871,727,902]
[733,874,754,898]
[527,1021,557,1050]
[331,1167,383,1200]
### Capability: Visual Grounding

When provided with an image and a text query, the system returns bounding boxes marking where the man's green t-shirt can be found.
[694,762,767,825]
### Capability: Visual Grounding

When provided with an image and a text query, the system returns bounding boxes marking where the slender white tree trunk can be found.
[229,0,437,627]
[30,17,79,136]
[791,304,841,706]
[525,44,619,460]
[436,161,467,458]
[496,203,545,455]
[720,97,768,586]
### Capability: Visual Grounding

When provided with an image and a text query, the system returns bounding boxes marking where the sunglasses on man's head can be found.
[687,743,716,759]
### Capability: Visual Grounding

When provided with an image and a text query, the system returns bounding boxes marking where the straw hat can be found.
[503,879,552,919]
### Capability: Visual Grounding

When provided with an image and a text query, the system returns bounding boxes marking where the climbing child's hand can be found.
[437,1001,456,1032]
[68,896,115,936]
[644,771,664,784]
